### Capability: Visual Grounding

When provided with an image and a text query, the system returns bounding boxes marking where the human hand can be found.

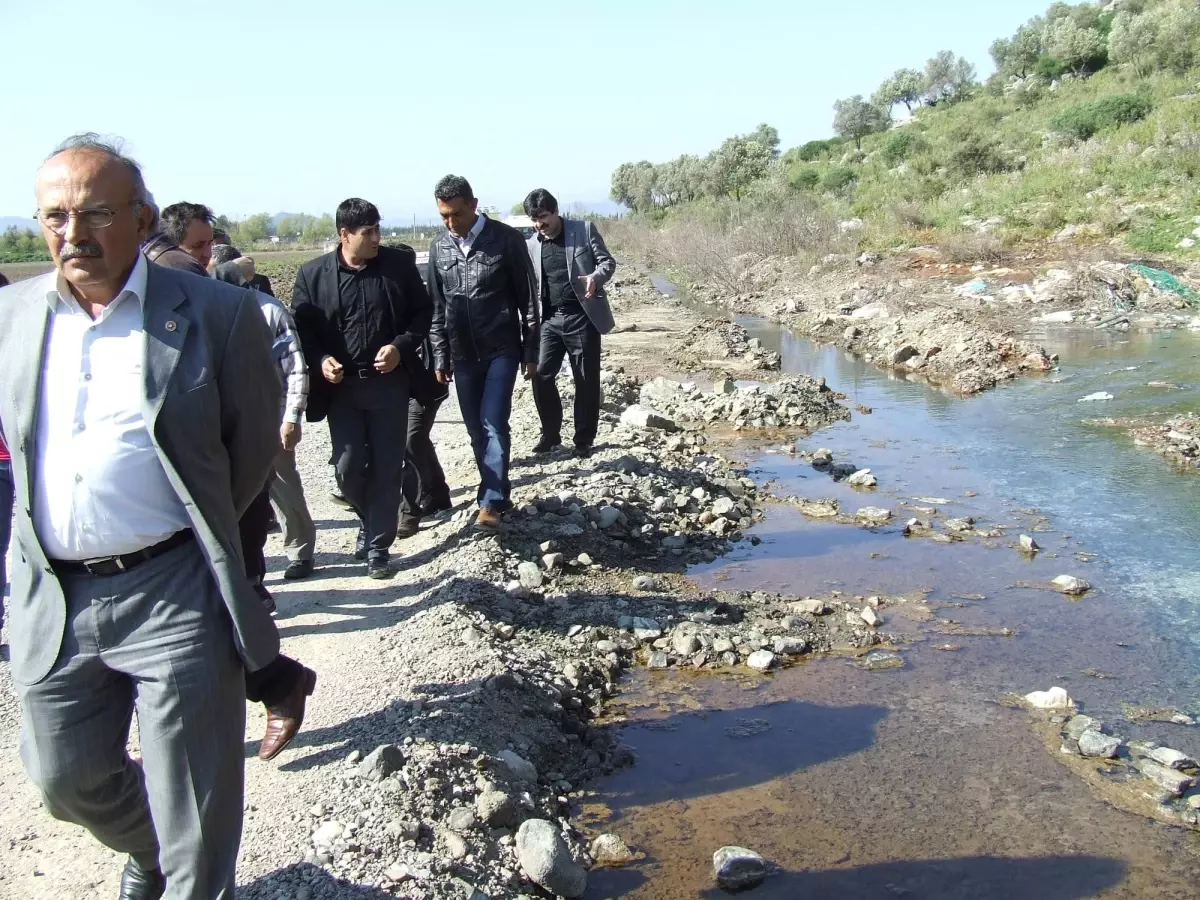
[280,421,301,451]
[521,362,534,380]
[436,369,453,385]
[322,356,344,383]
[374,344,400,374]
[578,274,598,298]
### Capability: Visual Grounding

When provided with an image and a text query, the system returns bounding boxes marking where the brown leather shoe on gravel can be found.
[475,507,502,531]
[259,666,317,761]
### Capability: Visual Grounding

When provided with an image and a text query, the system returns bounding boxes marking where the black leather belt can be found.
[352,367,381,379]
[51,529,195,577]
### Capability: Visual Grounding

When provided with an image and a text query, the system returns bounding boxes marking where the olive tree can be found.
[832,95,890,149]
[872,68,924,112]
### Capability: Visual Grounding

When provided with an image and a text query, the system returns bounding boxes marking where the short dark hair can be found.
[160,202,214,244]
[213,229,231,245]
[434,175,474,203]
[209,244,242,266]
[336,198,380,232]
[0,272,9,288]
[523,188,559,218]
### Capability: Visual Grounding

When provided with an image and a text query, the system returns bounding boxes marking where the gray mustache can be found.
[61,242,103,260]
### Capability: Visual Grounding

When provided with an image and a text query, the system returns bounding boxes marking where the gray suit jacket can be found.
[0,264,283,685]
[526,218,617,335]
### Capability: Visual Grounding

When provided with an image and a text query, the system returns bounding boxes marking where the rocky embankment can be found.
[637,249,1200,395]
[239,370,882,900]
[1023,688,1199,832]
[1131,413,1200,470]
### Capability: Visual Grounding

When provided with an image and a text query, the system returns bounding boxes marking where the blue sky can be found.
[0,0,1056,223]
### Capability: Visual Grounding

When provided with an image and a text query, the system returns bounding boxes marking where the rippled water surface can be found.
[589,283,1200,898]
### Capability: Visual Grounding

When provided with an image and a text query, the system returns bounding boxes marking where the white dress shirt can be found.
[451,213,487,257]
[33,254,191,560]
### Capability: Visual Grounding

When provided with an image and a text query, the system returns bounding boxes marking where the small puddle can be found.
[586,275,1200,897]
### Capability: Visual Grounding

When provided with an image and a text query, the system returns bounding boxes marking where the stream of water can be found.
[584,282,1200,898]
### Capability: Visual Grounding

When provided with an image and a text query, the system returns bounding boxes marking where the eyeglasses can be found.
[35,204,136,233]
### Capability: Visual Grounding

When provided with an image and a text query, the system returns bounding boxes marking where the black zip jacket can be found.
[292,243,432,422]
[427,217,538,371]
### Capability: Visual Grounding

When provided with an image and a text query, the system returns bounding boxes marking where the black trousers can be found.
[238,485,306,707]
[400,395,450,523]
[533,309,602,449]
[327,373,409,559]
[238,485,273,584]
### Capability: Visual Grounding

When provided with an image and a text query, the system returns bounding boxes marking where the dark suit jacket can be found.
[291,244,433,422]
[249,273,274,297]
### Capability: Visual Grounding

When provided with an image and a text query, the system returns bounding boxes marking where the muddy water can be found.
[587,284,1200,898]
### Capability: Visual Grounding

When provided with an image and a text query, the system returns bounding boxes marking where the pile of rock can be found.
[1055,712,1199,830]
[666,319,782,373]
[809,305,1054,395]
[635,375,850,433]
[1132,413,1200,469]
[594,590,892,674]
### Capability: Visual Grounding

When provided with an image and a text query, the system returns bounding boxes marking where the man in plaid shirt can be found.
[213,256,315,602]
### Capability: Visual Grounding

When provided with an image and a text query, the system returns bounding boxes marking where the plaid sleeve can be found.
[266,299,309,425]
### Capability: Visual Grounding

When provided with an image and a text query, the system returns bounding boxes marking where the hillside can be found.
[607,0,1200,269]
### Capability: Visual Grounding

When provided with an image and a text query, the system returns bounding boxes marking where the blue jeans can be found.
[453,356,519,510]
[0,459,12,630]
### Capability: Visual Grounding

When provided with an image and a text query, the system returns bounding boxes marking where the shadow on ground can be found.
[597,698,886,809]
[239,862,394,898]
[588,853,1127,899]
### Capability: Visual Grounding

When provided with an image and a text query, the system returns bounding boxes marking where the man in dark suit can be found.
[292,198,431,579]
[524,189,617,458]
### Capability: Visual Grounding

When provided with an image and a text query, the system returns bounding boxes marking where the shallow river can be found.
[584,287,1200,898]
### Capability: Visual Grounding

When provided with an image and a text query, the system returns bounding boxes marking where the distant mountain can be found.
[0,216,39,232]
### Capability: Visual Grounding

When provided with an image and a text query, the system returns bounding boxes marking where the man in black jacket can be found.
[292,198,432,578]
[428,175,538,531]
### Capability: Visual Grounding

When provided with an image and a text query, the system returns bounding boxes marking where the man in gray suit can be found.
[523,189,617,458]
[0,135,283,899]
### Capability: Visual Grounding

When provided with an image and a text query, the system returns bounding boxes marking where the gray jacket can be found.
[526,218,617,334]
[0,265,283,685]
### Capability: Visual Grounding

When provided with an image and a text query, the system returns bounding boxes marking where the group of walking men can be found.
[0,133,616,899]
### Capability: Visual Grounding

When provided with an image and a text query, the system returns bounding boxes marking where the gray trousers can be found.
[269,445,315,562]
[17,541,245,900]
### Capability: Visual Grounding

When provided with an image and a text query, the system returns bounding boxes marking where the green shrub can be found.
[947,130,1012,178]
[788,166,821,190]
[1035,55,1068,79]
[795,138,843,161]
[821,167,858,192]
[1049,93,1153,141]
[880,130,928,166]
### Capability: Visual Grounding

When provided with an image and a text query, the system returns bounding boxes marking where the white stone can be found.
[746,650,776,671]
[860,607,880,628]
[847,469,878,488]
[855,506,892,525]
[1077,392,1114,402]
[1052,575,1091,595]
[516,819,587,898]
[1078,730,1121,759]
[497,749,538,783]
[620,405,677,431]
[1024,687,1075,710]
[713,846,767,891]
[1146,746,1198,771]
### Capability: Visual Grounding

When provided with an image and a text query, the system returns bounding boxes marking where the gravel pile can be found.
[1131,413,1200,469]
[636,375,850,432]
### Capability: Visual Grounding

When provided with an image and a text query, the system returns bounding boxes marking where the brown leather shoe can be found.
[475,506,502,531]
[258,666,317,761]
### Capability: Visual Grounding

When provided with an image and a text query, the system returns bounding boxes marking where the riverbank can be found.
[0,278,863,899]
[3,268,1199,898]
